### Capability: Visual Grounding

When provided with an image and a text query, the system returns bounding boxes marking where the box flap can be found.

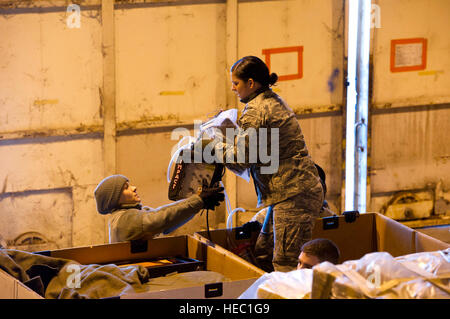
[195,228,259,251]
[415,231,450,253]
[39,236,188,265]
[120,278,257,299]
[0,269,43,299]
[187,235,264,280]
[375,213,416,257]
[312,213,376,263]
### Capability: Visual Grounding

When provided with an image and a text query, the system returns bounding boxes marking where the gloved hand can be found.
[241,220,262,234]
[343,210,360,223]
[199,184,225,210]
[236,220,262,240]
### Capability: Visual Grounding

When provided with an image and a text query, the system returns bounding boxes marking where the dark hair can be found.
[301,238,340,264]
[231,56,278,87]
[314,163,327,195]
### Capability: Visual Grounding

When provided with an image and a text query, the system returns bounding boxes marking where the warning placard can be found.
[390,38,427,72]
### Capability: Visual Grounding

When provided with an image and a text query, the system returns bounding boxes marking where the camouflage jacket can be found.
[220,88,322,207]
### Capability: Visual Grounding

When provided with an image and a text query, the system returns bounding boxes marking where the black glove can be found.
[242,220,262,234]
[343,210,360,223]
[199,185,225,210]
[236,221,262,240]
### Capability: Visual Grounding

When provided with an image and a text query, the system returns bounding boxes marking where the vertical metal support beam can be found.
[101,0,116,177]
[102,0,116,243]
[225,0,238,225]
[354,0,371,213]
[344,0,370,213]
[344,0,358,212]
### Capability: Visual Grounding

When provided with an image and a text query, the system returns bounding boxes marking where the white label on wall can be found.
[394,43,423,68]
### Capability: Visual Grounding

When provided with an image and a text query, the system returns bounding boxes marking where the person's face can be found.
[297,252,321,270]
[230,72,258,101]
[118,182,141,205]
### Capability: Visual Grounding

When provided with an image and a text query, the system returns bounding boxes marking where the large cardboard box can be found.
[0,268,44,299]
[0,234,265,299]
[416,225,450,244]
[2,213,447,299]
[195,212,450,266]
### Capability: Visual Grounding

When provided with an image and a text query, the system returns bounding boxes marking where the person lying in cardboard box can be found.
[94,174,224,243]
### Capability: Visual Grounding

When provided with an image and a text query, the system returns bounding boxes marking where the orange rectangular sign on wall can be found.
[390,38,427,73]
[262,46,303,81]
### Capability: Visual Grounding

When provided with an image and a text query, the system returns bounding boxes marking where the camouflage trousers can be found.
[254,183,323,272]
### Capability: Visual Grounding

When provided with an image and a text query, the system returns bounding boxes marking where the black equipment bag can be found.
[168,149,224,201]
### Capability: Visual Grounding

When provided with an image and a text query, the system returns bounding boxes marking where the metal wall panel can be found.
[369,0,450,214]
[0,138,105,248]
[238,0,344,109]
[0,189,73,250]
[0,11,103,133]
[115,4,227,125]
[0,139,103,192]
[372,0,450,108]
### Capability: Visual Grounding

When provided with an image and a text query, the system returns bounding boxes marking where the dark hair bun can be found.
[269,73,278,86]
[231,56,278,87]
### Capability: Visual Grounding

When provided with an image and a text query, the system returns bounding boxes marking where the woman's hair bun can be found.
[269,73,278,86]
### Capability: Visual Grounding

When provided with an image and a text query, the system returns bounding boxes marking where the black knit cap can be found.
[94,174,129,215]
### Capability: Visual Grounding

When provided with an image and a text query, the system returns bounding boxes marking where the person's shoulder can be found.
[260,88,281,100]
[249,88,277,105]
[259,89,286,110]
[244,90,277,115]
[112,206,144,217]
[261,91,294,123]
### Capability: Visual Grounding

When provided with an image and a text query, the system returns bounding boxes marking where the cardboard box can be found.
[314,212,449,263]
[0,268,43,299]
[196,212,450,266]
[0,234,264,299]
[3,213,446,299]
[415,225,450,244]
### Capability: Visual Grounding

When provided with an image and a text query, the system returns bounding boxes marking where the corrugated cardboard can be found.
[0,268,43,299]
[2,213,447,299]
[416,225,450,245]
[0,234,263,299]
[196,213,450,266]
[415,230,450,252]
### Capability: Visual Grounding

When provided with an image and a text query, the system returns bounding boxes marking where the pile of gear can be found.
[239,248,450,299]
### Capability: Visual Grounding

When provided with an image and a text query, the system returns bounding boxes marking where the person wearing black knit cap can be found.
[94,174,224,243]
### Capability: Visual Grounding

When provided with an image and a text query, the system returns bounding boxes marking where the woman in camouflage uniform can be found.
[220,56,324,272]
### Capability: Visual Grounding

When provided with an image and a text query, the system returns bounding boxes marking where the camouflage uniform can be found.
[219,88,324,272]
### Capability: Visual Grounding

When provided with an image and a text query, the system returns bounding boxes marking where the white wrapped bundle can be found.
[312,249,450,299]
[238,269,313,299]
[239,249,450,299]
